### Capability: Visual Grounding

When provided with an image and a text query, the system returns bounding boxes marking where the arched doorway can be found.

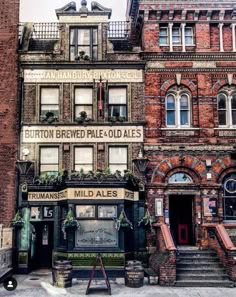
[168,172,195,245]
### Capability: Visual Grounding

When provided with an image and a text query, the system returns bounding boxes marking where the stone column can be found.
[232,23,236,52]
[169,23,173,52]
[218,23,224,52]
[181,23,186,52]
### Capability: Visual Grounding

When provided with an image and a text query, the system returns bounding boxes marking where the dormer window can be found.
[70,27,98,61]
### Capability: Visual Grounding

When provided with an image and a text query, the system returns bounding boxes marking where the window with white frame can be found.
[108,88,127,120]
[159,27,168,45]
[159,25,194,46]
[166,88,191,128]
[40,147,59,176]
[40,87,59,119]
[109,146,128,173]
[74,147,93,172]
[70,28,98,61]
[75,88,93,119]
[218,87,236,127]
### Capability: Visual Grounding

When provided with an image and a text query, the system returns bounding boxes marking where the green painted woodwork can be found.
[52,252,125,267]
[19,208,31,250]
[18,251,28,265]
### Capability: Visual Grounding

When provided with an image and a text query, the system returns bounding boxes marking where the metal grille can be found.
[31,23,60,39]
[108,21,130,39]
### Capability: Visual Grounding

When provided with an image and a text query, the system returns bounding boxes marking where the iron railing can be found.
[108,21,130,39]
[31,23,60,39]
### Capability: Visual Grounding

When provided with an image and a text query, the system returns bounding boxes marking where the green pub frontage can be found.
[17,180,145,277]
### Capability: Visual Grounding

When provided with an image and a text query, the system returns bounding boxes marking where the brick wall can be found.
[0,0,19,226]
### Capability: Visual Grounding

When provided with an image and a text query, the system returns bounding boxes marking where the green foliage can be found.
[10,211,24,227]
[114,209,133,231]
[138,209,155,231]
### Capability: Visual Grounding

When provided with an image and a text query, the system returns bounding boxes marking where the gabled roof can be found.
[91,1,112,18]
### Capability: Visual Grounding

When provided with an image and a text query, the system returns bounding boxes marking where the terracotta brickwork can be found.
[0,0,19,226]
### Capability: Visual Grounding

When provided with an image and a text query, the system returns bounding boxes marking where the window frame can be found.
[108,146,128,173]
[69,27,98,61]
[159,27,169,45]
[172,26,181,44]
[74,87,93,120]
[108,87,128,121]
[40,87,59,120]
[165,91,191,128]
[74,146,94,173]
[39,146,59,176]
[185,26,194,46]
[218,91,236,128]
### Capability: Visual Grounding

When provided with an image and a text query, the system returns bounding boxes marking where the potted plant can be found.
[138,209,155,232]
[40,111,58,123]
[62,210,80,233]
[114,209,133,231]
[75,51,90,61]
[10,211,24,228]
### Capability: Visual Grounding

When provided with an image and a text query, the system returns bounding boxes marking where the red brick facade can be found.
[0,0,19,226]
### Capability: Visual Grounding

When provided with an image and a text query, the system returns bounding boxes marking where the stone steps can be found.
[175,249,234,287]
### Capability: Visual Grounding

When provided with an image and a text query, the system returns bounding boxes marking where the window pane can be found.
[75,88,93,104]
[180,110,189,125]
[77,46,90,56]
[75,220,118,247]
[40,164,59,175]
[232,110,236,125]
[92,46,98,60]
[218,94,226,109]
[41,88,59,104]
[70,29,76,45]
[109,147,127,164]
[218,110,226,125]
[185,36,193,45]
[109,164,127,173]
[232,94,236,109]
[93,29,98,44]
[167,111,175,125]
[225,198,236,220]
[75,106,93,118]
[75,147,93,164]
[160,36,168,44]
[109,106,127,118]
[109,88,126,104]
[172,28,180,36]
[75,164,93,172]
[41,148,58,164]
[70,46,75,61]
[166,95,175,109]
[78,29,90,44]
[180,95,189,109]
[160,28,168,37]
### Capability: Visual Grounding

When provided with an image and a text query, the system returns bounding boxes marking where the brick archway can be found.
[151,156,203,183]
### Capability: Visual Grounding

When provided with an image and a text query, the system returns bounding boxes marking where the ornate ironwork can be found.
[108,21,130,39]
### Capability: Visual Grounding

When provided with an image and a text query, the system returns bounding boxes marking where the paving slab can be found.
[0,274,235,297]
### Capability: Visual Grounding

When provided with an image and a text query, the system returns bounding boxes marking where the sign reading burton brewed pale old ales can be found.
[22,126,143,143]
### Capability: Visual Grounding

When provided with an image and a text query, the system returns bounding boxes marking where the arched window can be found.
[166,87,191,128]
[223,174,236,221]
[218,86,236,127]
[169,172,193,183]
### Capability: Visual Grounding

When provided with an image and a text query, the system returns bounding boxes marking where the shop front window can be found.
[75,220,118,247]
[223,175,236,221]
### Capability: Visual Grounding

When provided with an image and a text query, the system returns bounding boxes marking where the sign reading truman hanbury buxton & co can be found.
[24,69,143,83]
[22,125,143,143]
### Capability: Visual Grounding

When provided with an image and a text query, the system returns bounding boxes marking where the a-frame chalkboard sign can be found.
[85,254,111,295]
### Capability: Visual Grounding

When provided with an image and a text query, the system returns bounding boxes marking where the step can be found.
[177,257,220,263]
[178,251,217,257]
[175,280,234,288]
[177,267,225,274]
[177,273,230,281]
[177,263,223,269]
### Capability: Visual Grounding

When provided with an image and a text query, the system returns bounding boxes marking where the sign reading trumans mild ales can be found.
[22,126,143,143]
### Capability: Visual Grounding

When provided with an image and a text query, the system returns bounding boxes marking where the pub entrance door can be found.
[169,195,194,245]
[31,222,54,269]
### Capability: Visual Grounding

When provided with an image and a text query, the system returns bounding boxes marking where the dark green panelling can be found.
[52,252,125,267]
[18,252,28,265]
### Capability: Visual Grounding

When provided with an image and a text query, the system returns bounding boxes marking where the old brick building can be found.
[0,0,19,279]
[127,0,236,286]
[16,1,146,277]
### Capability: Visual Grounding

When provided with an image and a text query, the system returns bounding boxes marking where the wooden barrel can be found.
[52,260,72,288]
[125,260,144,288]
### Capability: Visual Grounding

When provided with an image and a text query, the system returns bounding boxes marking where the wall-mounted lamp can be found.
[132,149,149,174]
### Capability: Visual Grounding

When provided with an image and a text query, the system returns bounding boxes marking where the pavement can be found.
[0,270,236,297]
